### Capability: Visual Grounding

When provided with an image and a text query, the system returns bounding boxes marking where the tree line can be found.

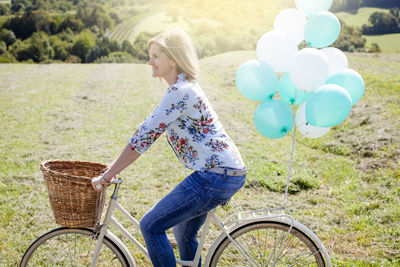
[0,0,265,63]
[0,0,154,63]
[362,7,400,35]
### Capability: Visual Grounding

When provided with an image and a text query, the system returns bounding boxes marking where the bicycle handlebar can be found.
[110,177,123,184]
[95,177,123,190]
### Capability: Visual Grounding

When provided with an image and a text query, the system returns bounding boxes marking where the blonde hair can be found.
[148,28,200,81]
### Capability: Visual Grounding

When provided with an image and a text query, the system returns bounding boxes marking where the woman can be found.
[92,28,246,267]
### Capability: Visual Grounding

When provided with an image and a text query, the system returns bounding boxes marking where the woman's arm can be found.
[91,143,141,191]
[92,83,191,191]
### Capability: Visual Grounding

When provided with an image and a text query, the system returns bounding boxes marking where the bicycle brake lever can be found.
[110,177,123,184]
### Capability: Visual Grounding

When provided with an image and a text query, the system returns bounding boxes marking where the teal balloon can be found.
[295,0,333,16]
[305,84,352,127]
[254,99,293,139]
[305,11,341,48]
[278,72,311,105]
[326,69,365,105]
[236,59,278,101]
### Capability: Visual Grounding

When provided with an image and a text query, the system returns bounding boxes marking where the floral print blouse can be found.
[129,73,245,172]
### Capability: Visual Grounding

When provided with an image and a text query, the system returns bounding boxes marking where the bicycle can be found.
[20,175,332,266]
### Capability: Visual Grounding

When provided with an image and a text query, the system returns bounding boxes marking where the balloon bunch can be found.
[236,0,365,139]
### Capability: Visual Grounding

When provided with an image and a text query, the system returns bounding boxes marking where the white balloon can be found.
[289,48,330,92]
[296,103,331,138]
[295,0,333,17]
[274,8,307,44]
[321,47,349,76]
[256,30,298,73]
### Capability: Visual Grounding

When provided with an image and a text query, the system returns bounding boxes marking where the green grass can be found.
[336,7,400,53]
[0,15,9,28]
[108,11,191,42]
[336,7,388,28]
[1,51,400,265]
[129,11,191,40]
[107,14,150,43]
[365,33,400,53]
[108,10,224,42]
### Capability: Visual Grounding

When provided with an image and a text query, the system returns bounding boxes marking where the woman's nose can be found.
[148,58,154,65]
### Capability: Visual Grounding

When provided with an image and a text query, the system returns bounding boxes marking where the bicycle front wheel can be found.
[20,227,128,267]
[209,221,326,266]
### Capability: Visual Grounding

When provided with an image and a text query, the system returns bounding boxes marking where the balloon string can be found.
[282,105,297,210]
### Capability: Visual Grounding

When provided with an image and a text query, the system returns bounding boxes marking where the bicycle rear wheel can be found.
[209,221,326,266]
[20,227,128,267]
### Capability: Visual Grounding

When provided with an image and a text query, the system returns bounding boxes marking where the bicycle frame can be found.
[90,179,227,266]
[90,179,216,266]
[90,179,332,267]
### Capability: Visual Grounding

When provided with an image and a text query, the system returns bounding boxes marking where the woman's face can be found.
[148,43,177,82]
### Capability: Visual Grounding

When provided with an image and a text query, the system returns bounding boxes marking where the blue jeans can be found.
[140,169,246,267]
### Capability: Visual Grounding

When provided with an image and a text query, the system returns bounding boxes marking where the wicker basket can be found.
[40,160,107,228]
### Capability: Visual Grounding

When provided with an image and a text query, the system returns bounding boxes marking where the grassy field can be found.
[336,7,388,28]
[109,11,192,42]
[365,33,400,53]
[1,51,399,266]
[336,7,400,53]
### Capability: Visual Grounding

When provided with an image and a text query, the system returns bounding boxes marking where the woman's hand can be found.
[91,175,109,192]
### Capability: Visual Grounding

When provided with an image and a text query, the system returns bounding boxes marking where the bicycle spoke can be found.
[235,234,259,266]
[239,232,259,264]
[266,227,284,266]
[275,233,297,261]
[228,245,250,266]
[268,228,283,266]
[256,228,261,263]
[262,228,268,266]
[286,248,321,266]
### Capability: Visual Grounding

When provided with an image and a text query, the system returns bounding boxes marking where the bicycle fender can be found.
[106,231,136,267]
